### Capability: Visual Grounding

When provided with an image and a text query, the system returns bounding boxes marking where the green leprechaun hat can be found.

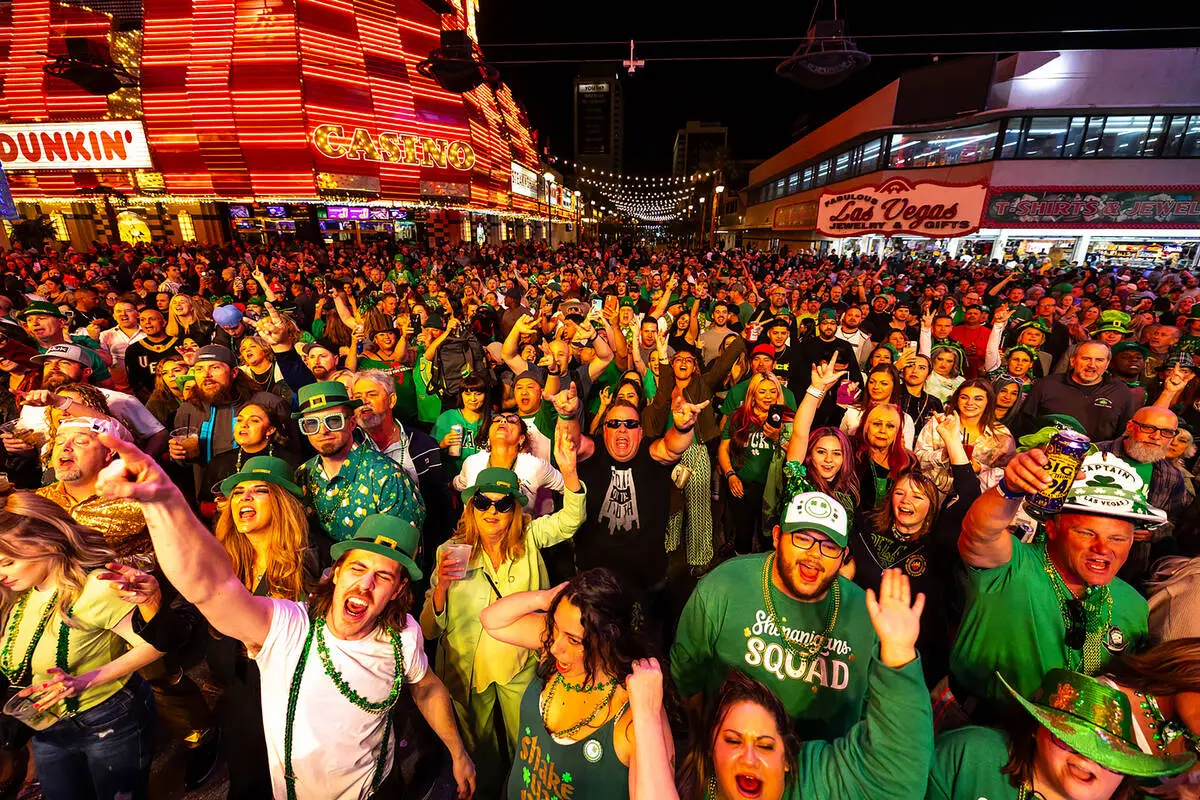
[1000,669,1195,778]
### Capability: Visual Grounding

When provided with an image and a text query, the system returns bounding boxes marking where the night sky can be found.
[474,2,1200,176]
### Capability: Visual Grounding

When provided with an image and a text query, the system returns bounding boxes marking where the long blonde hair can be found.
[453,495,530,565]
[213,483,310,600]
[0,492,116,625]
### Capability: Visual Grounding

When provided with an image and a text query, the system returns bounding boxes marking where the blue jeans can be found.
[30,676,156,800]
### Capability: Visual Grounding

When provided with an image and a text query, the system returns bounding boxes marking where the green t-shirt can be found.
[720,379,798,417]
[949,537,1149,716]
[737,302,754,325]
[358,357,417,423]
[4,571,141,714]
[586,361,622,417]
[431,408,483,478]
[787,659,934,800]
[927,726,1018,800]
[671,553,879,741]
[721,416,781,484]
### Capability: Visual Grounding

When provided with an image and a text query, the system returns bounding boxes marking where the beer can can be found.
[448,424,463,457]
[1025,430,1090,520]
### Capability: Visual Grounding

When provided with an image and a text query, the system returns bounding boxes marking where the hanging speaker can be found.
[776,20,870,89]
[43,37,136,96]
[416,30,500,94]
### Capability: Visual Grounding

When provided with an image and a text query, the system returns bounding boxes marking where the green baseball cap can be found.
[292,381,362,418]
[19,300,65,320]
[1111,341,1149,357]
[1000,669,1194,778]
[218,455,302,499]
[460,466,528,506]
[329,515,423,581]
[780,491,849,548]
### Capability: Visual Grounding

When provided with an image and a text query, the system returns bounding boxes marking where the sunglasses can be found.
[298,412,346,436]
[604,419,641,430]
[471,494,517,514]
[492,413,520,425]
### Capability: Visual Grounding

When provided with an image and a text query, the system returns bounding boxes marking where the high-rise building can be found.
[672,121,728,178]
[573,67,623,173]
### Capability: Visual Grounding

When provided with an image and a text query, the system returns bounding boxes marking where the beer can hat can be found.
[780,491,849,548]
[1061,451,1167,527]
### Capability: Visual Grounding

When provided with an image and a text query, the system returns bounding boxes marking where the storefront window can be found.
[801,165,814,191]
[1063,118,1086,157]
[787,171,800,193]
[117,211,150,244]
[176,210,196,242]
[1163,115,1189,156]
[833,151,852,181]
[858,138,882,173]
[888,122,998,168]
[1182,116,1200,157]
[1021,117,1070,158]
[48,212,69,242]
[1080,117,1105,157]
[1142,116,1167,157]
[1096,115,1152,157]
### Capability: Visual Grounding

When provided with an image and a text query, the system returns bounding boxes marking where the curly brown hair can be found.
[306,554,413,633]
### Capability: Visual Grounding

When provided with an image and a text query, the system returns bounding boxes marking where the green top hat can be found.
[1014,318,1051,339]
[292,381,362,418]
[1000,669,1195,778]
[18,300,65,320]
[1094,310,1132,335]
[330,515,423,580]
[219,455,302,499]
[460,466,529,506]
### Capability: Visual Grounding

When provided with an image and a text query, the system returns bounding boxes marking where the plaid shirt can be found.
[1097,436,1188,518]
[296,442,426,542]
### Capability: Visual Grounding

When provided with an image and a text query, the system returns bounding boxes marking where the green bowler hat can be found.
[1001,669,1195,778]
[292,380,362,418]
[330,515,423,580]
[219,455,301,499]
[460,466,528,506]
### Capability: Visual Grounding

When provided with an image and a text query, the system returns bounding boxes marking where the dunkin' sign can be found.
[0,121,153,171]
[817,177,987,238]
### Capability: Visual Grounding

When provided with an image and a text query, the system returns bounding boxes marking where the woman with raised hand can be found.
[422,429,585,792]
[783,355,860,515]
[481,567,668,800]
[718,372,790,554]
[915,380,1014,496]
[839,364,917,449]
[0,492,164,800]
[667,569,932,800]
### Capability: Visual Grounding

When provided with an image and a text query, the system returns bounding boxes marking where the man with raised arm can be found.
[93,434,476,800]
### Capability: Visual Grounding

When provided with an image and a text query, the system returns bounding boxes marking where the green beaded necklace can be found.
[556,673,617,693]
[1040,546,1112,674]
[0,591,58,686]
[540,673,619,740]
[283,617,406,800]
[55,605,80,715]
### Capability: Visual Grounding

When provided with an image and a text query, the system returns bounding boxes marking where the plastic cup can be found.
[3,692,62,731]
[443,542,472,580]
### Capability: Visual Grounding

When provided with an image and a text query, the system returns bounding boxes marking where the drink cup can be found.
[3,692,62,731]
[671,463,694,489]
[443,542,472,580]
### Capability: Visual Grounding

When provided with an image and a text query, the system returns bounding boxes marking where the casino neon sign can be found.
[310,124,476,171]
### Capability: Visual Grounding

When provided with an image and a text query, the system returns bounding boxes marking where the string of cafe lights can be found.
[558,159,720,185]
[578,176,695,199]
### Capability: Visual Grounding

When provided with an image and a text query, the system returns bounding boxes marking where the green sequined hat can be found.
[1094,310,1132,335]
[330,515,423,580]
[1000,669,1195,778]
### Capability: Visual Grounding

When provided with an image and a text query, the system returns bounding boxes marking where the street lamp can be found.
[573,189,581,244]
[711,183,725,248]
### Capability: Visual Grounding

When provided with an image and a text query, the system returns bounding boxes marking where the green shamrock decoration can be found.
[523,767,531,787]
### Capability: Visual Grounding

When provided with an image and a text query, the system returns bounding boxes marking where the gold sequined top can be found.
[36,482,153,562]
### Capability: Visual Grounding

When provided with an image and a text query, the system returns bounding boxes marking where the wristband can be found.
[996,476,1026,501]
[557,413,576,421]
[724,469,735,479]
[805,386,826,400]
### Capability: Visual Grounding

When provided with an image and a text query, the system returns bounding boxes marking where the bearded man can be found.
[671,491,880,741]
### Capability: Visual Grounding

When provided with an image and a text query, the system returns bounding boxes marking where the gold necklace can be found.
[760,554,840,670]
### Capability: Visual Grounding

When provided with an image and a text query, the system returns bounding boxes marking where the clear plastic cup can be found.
[443,542,472,581]
[3,692,62,731]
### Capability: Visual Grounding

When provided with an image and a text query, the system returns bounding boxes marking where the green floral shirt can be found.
[296,442,426,542]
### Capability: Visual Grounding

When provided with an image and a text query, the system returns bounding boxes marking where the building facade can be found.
[736,49,1200,269]
[0,0,578,248]
[573,67,623,175]
[672,121,727,179]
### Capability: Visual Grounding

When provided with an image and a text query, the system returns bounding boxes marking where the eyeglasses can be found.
[471,494,517,514]
[570,339,594,349]
[604,419,641,430]
[492,413,520,425]
[789,532,844,559]
[298,412,346,436]
[1131,420,1179,439]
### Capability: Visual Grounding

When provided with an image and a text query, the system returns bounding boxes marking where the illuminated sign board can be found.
[264,205,286,218]
[310,124,476,171]
[229,205,250,219]
[985,187,1200,227]
[577,82,610,93]
[327,206,349,220]
[0,121,153,171]
[773,200,818,230]
[511,162,538,199]
[817,177,987,238]
[388,208,411,220]
[347,207,369,220]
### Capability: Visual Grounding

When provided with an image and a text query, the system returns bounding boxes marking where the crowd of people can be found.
[0,236,1197,800]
